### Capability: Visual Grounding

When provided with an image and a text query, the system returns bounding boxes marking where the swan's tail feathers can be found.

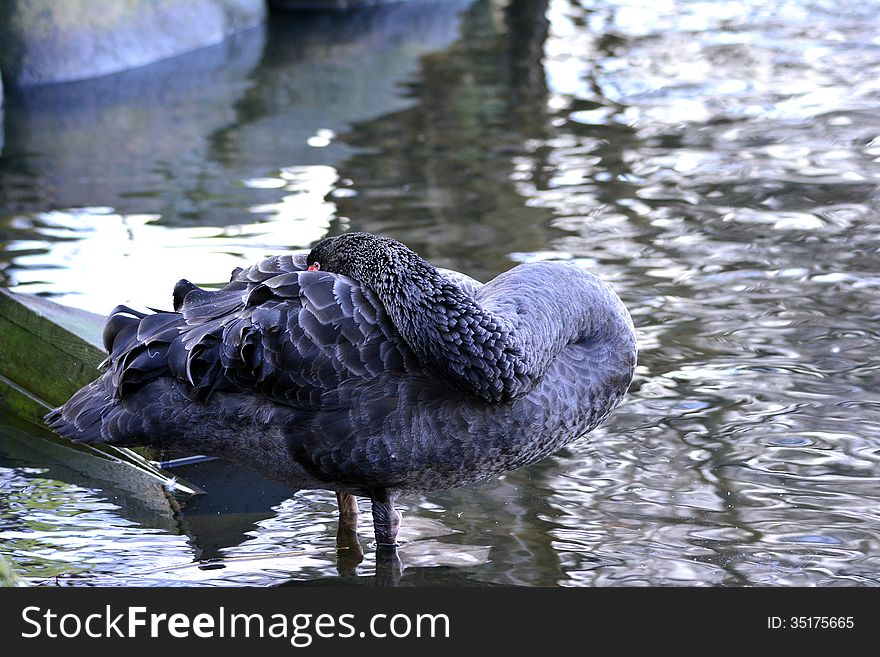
[44,377,153,447]
[43,380,113,445]
[47,303,181,446]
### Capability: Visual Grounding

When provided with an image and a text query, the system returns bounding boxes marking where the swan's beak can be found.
[308,263,321,272]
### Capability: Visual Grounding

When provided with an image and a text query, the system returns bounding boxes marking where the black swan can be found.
[45,232,637,548]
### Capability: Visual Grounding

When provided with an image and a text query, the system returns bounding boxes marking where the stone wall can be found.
[0,0,266,86]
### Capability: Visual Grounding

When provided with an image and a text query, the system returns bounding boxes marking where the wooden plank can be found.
[0,289,104,409]
[0,288,202,499]
[0,415,184,530]
[1,289,105,351]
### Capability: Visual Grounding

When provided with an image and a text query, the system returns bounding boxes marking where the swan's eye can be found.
[308,262,321,272]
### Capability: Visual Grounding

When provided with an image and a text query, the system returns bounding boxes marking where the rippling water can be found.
[1,0,879,586]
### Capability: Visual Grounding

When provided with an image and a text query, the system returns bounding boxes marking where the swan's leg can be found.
[336,491,359,529]
[370,489,401,548]
[335,492,363,576]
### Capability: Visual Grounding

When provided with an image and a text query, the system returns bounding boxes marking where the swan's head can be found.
[306,232,424,284]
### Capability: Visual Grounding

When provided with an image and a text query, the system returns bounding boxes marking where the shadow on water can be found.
[2,0,880,586]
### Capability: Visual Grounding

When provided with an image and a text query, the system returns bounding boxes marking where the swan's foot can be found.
[370,490,401,548]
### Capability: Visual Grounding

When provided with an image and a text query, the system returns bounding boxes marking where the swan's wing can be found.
[107,254,419,411]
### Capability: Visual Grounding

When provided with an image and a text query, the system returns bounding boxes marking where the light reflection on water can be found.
[3,164,336,312]
[1,0,880,586]
[0,466,194,584]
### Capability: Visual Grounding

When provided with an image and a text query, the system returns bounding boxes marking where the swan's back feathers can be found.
[48,253,421,444]
[181,257,420,406]
[214,271,419,407]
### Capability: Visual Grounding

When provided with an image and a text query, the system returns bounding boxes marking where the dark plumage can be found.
[45,232,637,547]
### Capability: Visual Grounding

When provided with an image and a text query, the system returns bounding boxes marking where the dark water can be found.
[2,0,879,586]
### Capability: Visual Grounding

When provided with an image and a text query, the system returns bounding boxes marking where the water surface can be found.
[1,0,879,586]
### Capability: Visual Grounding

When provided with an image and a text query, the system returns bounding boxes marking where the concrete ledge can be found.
[0,0,266,86]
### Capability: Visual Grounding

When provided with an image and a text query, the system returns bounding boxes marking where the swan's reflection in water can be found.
[333,516,492,586]
[0,430,500,587]
[152,493,495,587]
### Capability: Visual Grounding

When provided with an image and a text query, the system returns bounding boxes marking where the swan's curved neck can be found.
[381,265,531,402]
[367,257,625,403]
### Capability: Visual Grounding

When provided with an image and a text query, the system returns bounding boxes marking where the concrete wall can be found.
[0,0,266,86]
